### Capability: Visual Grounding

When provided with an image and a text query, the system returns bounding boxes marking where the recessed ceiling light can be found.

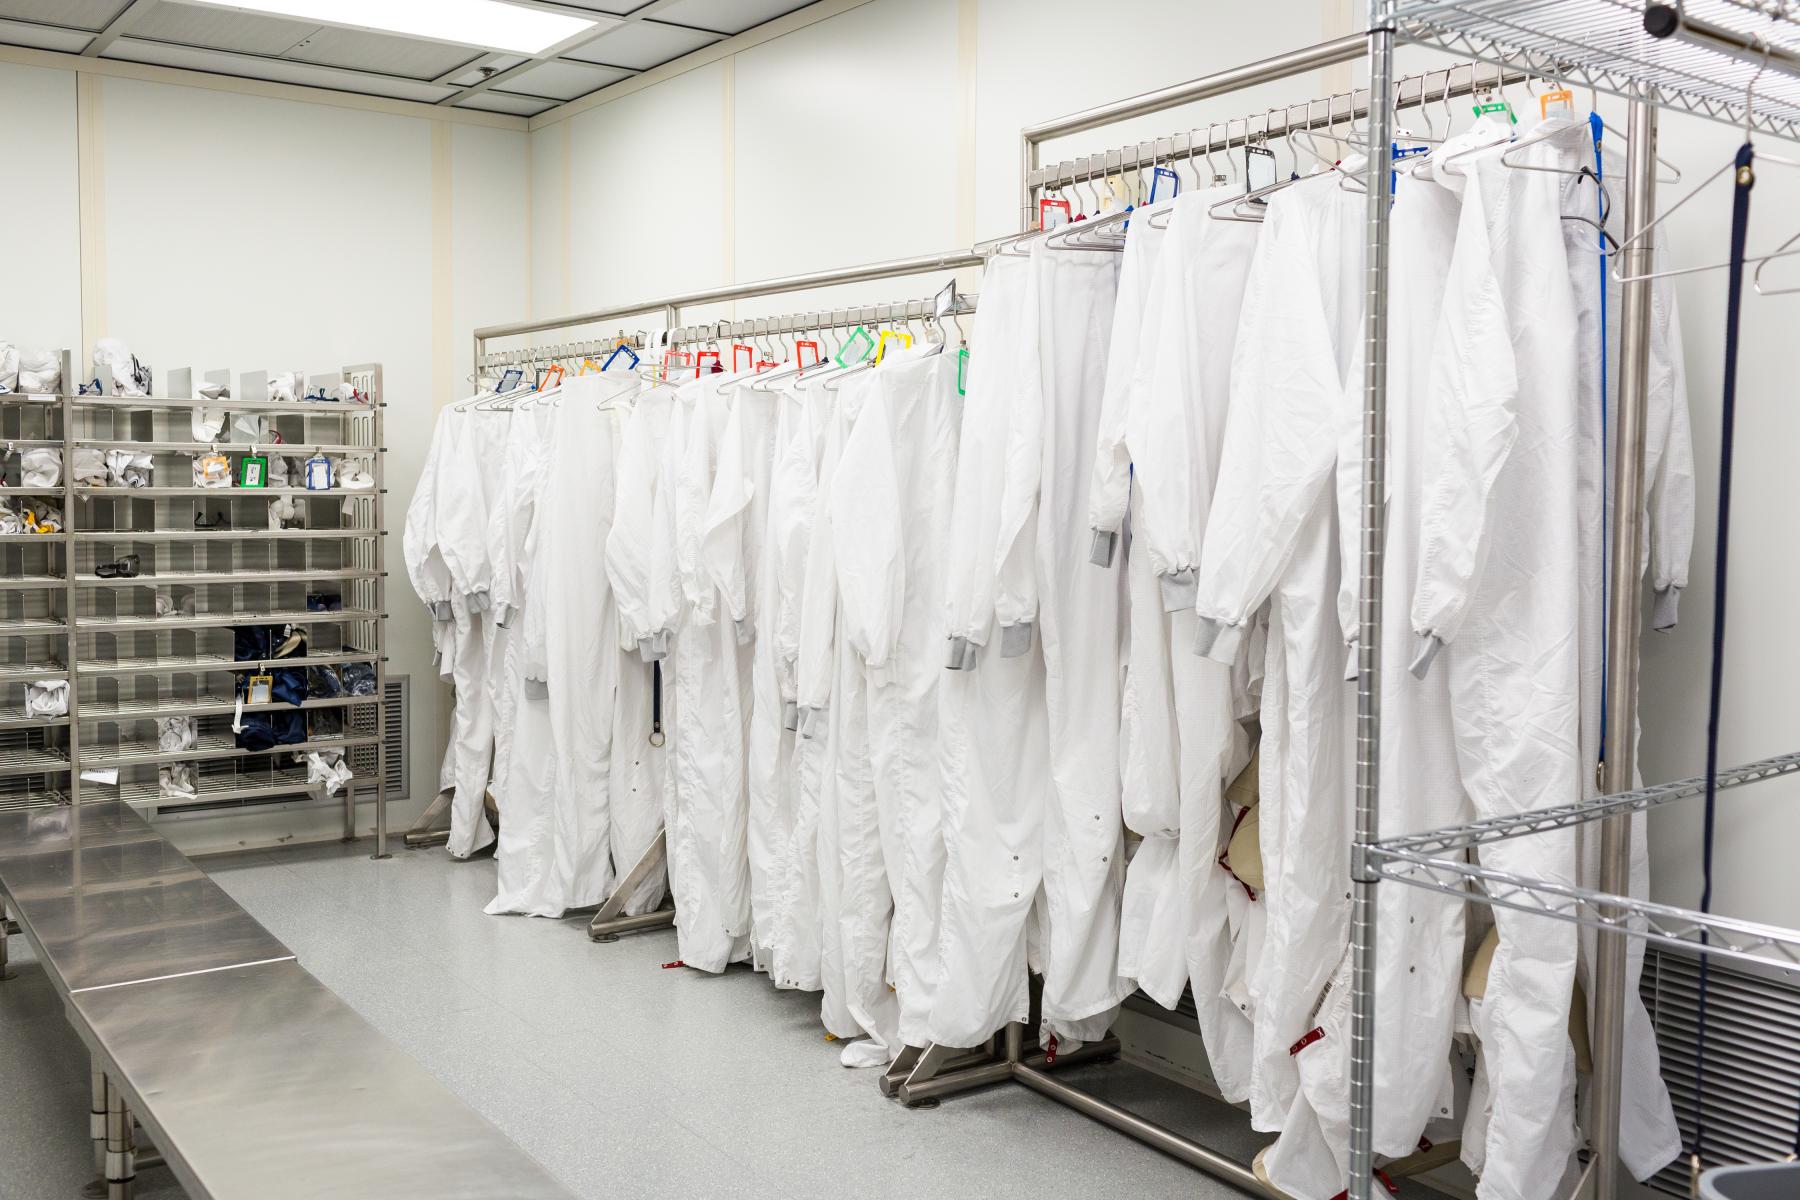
[179,0,603,56]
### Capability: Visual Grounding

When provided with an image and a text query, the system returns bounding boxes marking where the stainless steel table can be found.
[0,802,292,996]
[0,801,577,1199]
[71,959,576,1200]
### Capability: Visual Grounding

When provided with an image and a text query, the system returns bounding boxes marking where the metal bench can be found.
[0,802,575,1200]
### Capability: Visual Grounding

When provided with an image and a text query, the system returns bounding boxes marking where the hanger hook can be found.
[1745,37,1771,138]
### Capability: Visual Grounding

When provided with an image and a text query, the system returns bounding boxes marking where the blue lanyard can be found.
[1593,112,1611,765]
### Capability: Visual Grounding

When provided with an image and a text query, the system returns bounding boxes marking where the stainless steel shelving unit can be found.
[1349,5,1800,1199]
[0,351,391,856]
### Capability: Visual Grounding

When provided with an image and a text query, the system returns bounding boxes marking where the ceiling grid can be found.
[0,0,819,118]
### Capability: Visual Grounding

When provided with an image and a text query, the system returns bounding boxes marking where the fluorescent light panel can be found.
[181,0,601,56]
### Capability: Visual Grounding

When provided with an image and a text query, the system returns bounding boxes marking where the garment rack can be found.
[1352,5,1800,1200]
[403,261,982,852]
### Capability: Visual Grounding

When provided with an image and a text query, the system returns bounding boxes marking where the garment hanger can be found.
[1615,44,1800,282]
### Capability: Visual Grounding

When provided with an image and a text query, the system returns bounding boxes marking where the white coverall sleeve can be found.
[943,254,1029,664]
[702,391,754,638]
[606,402,659,656]
[1192,197,1351,665]
[774,394,821,701]
[795,408,844,738]
[830,392,905,682]
[676,385,717,626]
[1131,220,1203,610]
[433,416,489,606]
[1644,273,1693,631]
[518,501,551,691]
[402,412,456,671]
[1409,182,1520,676]
[1087,218,1169,562]
[991,255,1045,657]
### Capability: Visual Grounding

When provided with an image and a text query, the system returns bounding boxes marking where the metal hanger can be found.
[1615,42,1800,282]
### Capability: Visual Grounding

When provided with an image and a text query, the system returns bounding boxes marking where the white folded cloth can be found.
[20,447,60,487]
[157,716,198,753]
[26,679,68,718]
[93,339,145,396]
[73,448,108,486]
[0,343,18,392]
[17,347,59,394]
[307,751,353,796]
[158,762,196,801]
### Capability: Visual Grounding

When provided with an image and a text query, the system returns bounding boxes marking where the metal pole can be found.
[473,250,985,345]
[1348,7,1396,1200]
[1013,1064,1263,1192]
[90,1062,107,1171]
[1590,88,1660,1200]
[0,898,9,981]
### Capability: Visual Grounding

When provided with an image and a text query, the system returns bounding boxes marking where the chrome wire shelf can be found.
[84,729,380,769]
[77,608,379,633]
[1390,0,1800,139]
[1375,750,1800,855]
[1370,847,1800,974]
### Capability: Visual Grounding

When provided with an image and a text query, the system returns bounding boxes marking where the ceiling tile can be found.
[645,0,815,35]
[281,25,484,80]
[563,18,719,71]
[125,0,320,57]
[104,37,459,103]
[457,91,555,117]
[0,0,128,32]
[496,58,630,101]
[0,15,97,50]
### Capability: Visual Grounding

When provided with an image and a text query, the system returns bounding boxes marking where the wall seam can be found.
[431,123,454,411]
[721,54,737,321]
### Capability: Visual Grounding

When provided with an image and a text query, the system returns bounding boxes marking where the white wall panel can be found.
[0,62,80,351]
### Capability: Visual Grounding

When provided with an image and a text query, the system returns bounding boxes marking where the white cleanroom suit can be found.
[797,366,895,1059]
[929,253,1053,1051]
[1409,125,1585,1200]
[434,409,499,858]
[831,348,963,1049]
[1138,188,1264,1104]
[486,374,632,916]
[662,370,756,974]
[993,240,1126,1049]
[1192,172,1361,1166]
[605,383,680,916]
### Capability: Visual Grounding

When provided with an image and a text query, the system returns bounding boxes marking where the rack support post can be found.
[587,833,672,940]
[1347,9,1397,1200]
[1590,87,1660,1200]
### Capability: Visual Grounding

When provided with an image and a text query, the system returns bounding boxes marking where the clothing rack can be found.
[403,255,983,853]
[1351,4,1800,1200]
[472,292,980,378]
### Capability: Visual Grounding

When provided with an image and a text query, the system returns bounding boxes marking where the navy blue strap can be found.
[1693,139,1755,1166]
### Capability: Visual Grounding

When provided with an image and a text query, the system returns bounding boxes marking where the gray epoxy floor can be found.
[0,839,1269,1200]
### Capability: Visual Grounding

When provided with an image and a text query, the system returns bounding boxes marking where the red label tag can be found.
[694,350,721,374]
[1289,1027,1325,1056]
[1044,1034,1059,1065]
[1038,196,1072,231]
[661,960,685,969]
[732,343,754,372]
[795,340,821,369]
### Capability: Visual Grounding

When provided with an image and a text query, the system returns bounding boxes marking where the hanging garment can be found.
[831,347,963,1050]
[1191,169,1362,1173]
[1086,198,1184,1011]
[661,368,755,974]
[1132,187,1264,1101]
[769,378,832,995]
[800,365,897,1063]
[606,381,681,918]
[486,375,632,917]
[484,402,556,818]
[929,252,1054,1051]
[1262,157,1474,1200]
[1409,124,1587,1200]
[435,409,498,857]
[402,408,456,677]
[703,373,783,972]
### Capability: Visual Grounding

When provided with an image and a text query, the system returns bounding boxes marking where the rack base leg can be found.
[589,834,669,941]
[90,1063,107,1172]
[0,899,10,981]
[402,789,453,849]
